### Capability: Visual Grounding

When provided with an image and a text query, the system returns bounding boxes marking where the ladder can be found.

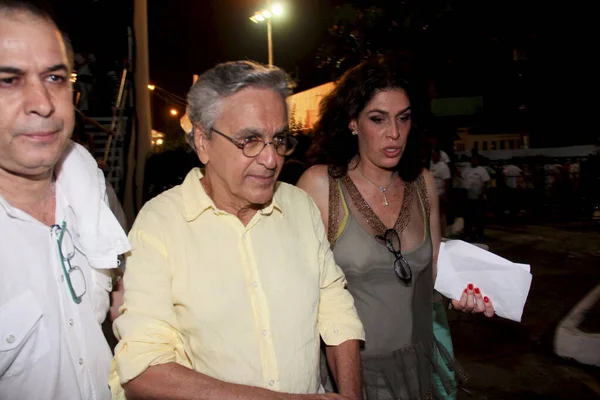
[103,66,130,165]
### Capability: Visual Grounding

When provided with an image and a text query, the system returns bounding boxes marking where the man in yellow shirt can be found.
[110,61,365,400]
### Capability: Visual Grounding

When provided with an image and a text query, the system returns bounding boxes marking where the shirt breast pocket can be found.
[0,290,50,378]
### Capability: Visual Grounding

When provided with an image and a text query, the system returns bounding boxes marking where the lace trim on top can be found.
[340,174,414,237]
[327,169,430,248]
[415,174,430,221]
[327,167,341,247]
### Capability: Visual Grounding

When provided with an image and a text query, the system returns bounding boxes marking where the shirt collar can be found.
[182,168,284,222]
[259,187,284,217]
[0,181,71,222]
[0,195,18,218]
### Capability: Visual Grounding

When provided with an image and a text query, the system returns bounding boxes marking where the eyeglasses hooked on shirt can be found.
[376,228,413,285]
[51,221,87,304]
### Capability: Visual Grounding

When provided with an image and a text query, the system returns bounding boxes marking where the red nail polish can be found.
[475,287,480,294]
[464,289,468,293]
[468,283,473,290]
[484,296,489,303]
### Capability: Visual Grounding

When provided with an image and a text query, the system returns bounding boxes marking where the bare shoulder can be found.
[419,168,441,223]
[296,165,329,200]
[296,164,330,219]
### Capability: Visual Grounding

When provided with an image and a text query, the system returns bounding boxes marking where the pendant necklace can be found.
[358,167,396,206]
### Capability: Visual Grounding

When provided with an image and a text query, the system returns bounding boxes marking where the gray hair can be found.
[186,60,295,150]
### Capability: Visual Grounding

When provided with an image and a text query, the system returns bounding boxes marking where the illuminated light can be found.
[170,109,179,116]
[254,13,265,22]
[70,72,77,83]
[147,84,156,90]
[261,10,272,19]
[272,4,283,16]
[156,138,164,145]
[250,16,259,23]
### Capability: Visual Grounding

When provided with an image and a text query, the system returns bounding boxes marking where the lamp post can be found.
[250,2,283,67]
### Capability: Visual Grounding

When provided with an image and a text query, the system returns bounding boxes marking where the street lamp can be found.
[271,4,283,16]
[249,2,283,67]
[170,108,178,117]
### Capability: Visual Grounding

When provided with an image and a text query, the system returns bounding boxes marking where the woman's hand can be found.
[451,283,494,317]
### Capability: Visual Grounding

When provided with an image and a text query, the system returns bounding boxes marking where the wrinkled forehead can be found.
[216,87,288,129]
[0,12,68,71]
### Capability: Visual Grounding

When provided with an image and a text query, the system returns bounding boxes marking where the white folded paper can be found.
[435,240,532,322]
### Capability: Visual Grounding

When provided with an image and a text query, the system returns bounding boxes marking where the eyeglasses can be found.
[210,127,298,158]
[51,222,87,304]
[376,229,412,285]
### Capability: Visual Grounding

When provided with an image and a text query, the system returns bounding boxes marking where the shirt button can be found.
[5,335,15,344]
[69,319,74,326]
[60,275,65,283]
[261,329,268,336]
[334,328,340,334]
[268,380,275,387]
[108,280,113,290]
[78,358,84,365]
[252,281,258,287]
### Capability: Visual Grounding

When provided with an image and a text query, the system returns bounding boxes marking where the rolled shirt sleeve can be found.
[109,203,192,397]
[309,199,365,346]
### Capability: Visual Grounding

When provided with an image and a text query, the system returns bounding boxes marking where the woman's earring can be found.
[351,130,358,136]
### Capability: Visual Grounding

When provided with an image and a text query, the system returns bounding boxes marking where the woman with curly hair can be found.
[298,56,494,400]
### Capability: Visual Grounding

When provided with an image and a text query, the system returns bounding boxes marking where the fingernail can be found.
[484,296,489,303]
[464,289,468,293]
[474,287,480,294]
[468,283,473,290]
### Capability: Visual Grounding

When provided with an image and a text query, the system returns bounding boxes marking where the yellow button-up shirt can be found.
[110,168,364,398]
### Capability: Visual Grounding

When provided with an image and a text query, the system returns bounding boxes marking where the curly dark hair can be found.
[308,55,427,182]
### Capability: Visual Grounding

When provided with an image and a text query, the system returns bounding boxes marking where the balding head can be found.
[0,0,73,70]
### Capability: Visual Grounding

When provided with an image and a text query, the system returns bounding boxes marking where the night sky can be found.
[50,0,595,146]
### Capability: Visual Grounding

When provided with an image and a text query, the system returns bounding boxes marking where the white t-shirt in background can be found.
[430,161,451,196]
[465,166,491,200]
[504,164,522,189]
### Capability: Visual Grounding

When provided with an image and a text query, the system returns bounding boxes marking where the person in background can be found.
[503,161,522,217]
[429,136,451,166]
[463,154,490,241]
[430,148,451,236]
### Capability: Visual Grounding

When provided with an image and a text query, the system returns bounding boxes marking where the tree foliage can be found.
[316,0,457,79]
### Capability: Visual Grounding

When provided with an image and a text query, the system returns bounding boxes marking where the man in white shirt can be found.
[463,155,490,241]
[503,162,522,217]
[0,2,130,399]
[428,137,451,167]
[503,163,522,190]
[430,148,451,235]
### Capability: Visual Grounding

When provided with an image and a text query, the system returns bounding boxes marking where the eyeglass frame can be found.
[375,228,413,285]
[210,127,298,158]
[51,221,87,304]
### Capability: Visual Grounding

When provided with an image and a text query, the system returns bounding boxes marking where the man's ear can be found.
[195,127,210,164]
